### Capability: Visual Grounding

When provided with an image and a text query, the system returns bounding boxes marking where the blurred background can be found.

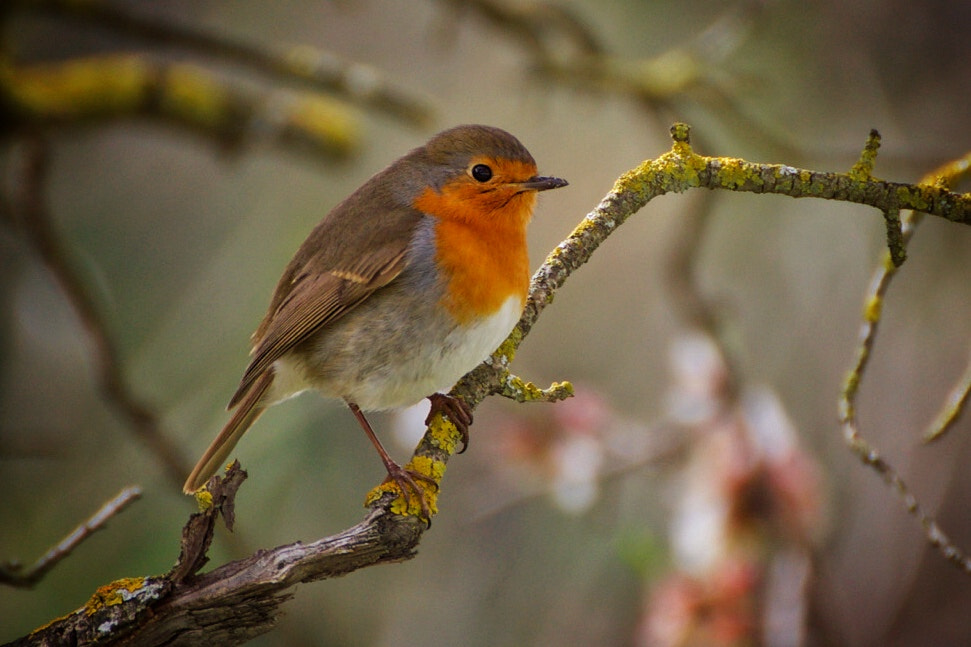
[2,1,971,645]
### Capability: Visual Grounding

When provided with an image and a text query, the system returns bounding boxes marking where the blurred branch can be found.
[0,54,358,158]
[438,0,604,61]
[923,353,971,443]
[0,486,141,588]
[443,0,794,152]
[659,192,744,404]
[442,0,763,97]
[661,197,718,330]
[11,0,433,126]
[839,150,971,573]
[6,135,191,487]
[921,155,971,444]
[13,124,971,643]
[537,3,761,101]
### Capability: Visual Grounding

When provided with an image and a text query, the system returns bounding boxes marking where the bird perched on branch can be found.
[183,124,567,520]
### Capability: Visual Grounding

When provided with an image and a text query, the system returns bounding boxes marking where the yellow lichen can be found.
[656,149,703,189]
[612,158,658,196]
[571,215,602,236]
[160,63,231,130]
[427,413,459,454]
[364,455,444,518]
[495,327,524,361]
[506,375,537,400]
[29,610,74,635]
[363,484,387,507]
[287,95,359,154]
[550,381,575,398]
[194,487,214,512]
[842,370,861,404]
[880,250,899,272]
[669,122,692,144]
[863,294,883,323]
[715,157,762,189]
[848,130,881,181]
[501,376,573,404]
[84,577,146,615]
[3,55,149,118]
[406,454,446,482]
[896,185,931,212]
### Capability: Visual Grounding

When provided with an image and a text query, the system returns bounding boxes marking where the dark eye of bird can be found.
[471,164,493,182]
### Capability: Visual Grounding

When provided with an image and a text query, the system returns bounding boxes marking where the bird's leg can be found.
[425,393,473,453]
[347,402,436,522]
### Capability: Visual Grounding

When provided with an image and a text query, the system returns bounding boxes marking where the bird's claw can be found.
[383,462,438,526]
[426,393,473,453]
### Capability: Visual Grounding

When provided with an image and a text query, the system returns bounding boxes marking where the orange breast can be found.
[414,180,535,324]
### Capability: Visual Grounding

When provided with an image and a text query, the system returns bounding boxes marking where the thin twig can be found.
[0,486,142,588]
[839,149,971,572]
[924,355,971,443]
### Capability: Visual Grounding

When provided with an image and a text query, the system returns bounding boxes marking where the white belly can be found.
[270,295,524,411]
[349,294,523,409]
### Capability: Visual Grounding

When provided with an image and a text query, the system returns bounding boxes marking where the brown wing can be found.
[226,154,427,408]
[227,242,409,408]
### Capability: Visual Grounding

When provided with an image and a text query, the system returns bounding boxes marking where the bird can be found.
[182,124,567,520]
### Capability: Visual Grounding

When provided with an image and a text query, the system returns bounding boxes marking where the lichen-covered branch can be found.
[11,124,971,645]
[498,375,575,404]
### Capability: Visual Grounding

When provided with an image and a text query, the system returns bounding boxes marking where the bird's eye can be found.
[471,164,493,182]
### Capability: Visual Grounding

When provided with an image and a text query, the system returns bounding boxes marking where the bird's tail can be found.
[182,370,274,494]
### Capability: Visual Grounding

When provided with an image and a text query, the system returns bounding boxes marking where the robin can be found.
[183,124,567,519]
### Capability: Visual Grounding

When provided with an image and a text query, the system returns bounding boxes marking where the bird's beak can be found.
[517,176,569,192]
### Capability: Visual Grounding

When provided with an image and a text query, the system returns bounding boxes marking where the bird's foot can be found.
[381,461,439,525]
[425,393,473,453]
